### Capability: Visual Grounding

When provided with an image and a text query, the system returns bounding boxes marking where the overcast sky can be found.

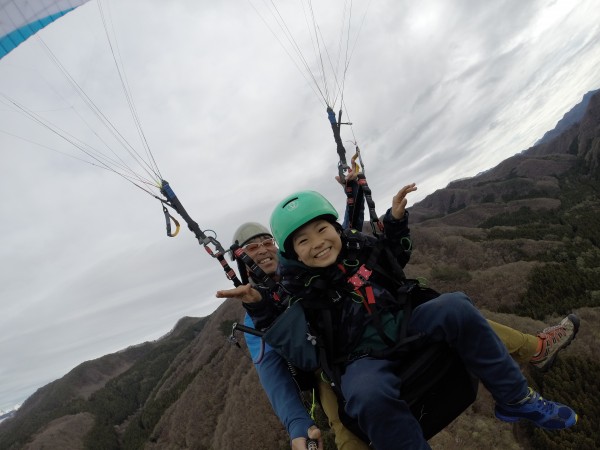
[1,0,599,413]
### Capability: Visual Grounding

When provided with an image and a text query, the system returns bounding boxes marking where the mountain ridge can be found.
[409,90,600,226]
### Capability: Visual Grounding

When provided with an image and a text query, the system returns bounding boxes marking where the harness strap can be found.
[344,232,383,292]
[356,173,384,235]
[344,181,357,229]
[344,236,407,348]
[317,307,344,393]
[327,107,351,183]
[347,265,373,292]
[160,180,242,286]
[301,232,418,375]
[162,204,181,237]
[231,243,278,291]
[397,284,416,342]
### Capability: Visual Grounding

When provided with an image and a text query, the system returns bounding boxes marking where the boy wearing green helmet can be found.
[262,184,578,450]
[219,180,579,449]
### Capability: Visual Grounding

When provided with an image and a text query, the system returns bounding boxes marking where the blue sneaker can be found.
[495,388,578,430]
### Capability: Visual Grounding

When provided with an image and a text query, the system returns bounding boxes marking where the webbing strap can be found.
[343,263,396,347]
[319,307,342,390]
[345,236,415,349]
[344,231,384,302]
[344,181,357,228]
[343,177,366,231]
[347,265,373,293]
[346,265,374,313]
[348,147,365,229]
[162,204,180,237]
[350,187,365,231]
[356,174,384,236]
[364,285,376,305]
[326,107,382,236]
[160,180,242,287]
[327,107,351,182]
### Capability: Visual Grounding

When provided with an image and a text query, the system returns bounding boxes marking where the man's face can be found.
[292,219,342,268]
[243,235,279,276]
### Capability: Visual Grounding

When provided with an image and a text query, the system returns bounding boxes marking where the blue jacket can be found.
[244,313,314,439]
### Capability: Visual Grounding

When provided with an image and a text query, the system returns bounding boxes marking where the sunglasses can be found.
[242,238,276,252]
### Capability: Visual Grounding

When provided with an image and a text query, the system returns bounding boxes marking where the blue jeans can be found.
[340,292,528,450]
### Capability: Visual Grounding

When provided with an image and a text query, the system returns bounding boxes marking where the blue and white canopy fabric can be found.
[0,0,91,59]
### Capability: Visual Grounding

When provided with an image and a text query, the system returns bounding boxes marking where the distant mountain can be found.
[0,409,17,425]
[535,88,600,145]
[1,91,599,450]
[0,305,287,450]
[410,89,600,225]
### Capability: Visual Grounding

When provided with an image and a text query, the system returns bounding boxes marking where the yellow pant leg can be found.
[487,319,539,364]
[317,375,370,450]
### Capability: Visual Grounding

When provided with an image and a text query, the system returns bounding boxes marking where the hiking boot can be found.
[495,388,578,430]
[530,314,580,372]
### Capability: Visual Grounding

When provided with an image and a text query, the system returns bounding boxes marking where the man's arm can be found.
[382,208,412,268]
[217,284,281,330]
[243,287,282,330]
[381,183,416,268]
[244,313,316,441]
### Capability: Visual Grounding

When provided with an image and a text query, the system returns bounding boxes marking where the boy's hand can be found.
[216,284,261,303]
[391,183,417,219]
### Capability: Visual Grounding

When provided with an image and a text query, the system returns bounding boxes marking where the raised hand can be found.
[391,183,417,219]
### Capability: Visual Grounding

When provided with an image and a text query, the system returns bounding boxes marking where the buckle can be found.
[348,265,373,288]
[346,241,361,251]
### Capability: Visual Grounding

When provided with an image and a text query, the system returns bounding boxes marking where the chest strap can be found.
[347,265,376,313]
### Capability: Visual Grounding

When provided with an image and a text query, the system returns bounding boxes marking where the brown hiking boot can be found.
[530,314,580,372]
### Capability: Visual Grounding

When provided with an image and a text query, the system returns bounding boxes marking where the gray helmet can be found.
[232,222,272,247]
[231,222,272,263]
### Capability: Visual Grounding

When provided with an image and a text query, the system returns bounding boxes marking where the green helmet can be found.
[232,222,272,247]
[270,190,339,254]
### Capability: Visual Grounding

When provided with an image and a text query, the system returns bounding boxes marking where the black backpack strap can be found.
[346,235,404,347]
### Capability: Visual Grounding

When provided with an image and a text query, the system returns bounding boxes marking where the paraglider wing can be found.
[0,0,91,59]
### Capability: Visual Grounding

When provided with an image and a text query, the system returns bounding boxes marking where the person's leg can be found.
[487,319,538,364]
[317,374,370,450]
[487,315,580,370]
[340,357,431,450]
[409,292,528,404]
[408,292,577,429]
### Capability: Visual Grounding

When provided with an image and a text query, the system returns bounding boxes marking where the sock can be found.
[532,337,544,357]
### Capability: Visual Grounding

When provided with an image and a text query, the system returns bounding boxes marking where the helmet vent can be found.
[283,197,299,210]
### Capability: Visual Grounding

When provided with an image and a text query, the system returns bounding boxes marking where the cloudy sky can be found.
[1,0,599,413]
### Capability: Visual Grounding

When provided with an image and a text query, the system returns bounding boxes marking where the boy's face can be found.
[292,219,342,268]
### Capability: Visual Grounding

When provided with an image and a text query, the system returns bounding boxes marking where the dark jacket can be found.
[246,209,412,369]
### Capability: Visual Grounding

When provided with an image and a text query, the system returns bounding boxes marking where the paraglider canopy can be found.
[0,0,91,59]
